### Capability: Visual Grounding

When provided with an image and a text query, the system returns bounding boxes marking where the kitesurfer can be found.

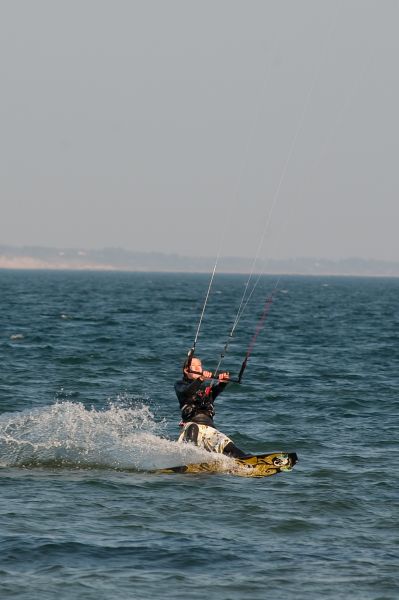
[174,357,247,458]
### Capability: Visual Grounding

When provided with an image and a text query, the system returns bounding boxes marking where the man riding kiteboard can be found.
[174,356,247,458]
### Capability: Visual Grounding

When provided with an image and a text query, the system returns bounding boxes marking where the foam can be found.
[0,401,228,471]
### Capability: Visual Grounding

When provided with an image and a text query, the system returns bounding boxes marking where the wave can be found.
[0,401,224,471]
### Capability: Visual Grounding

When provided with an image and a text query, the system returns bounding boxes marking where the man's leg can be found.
[177,422,199,445]
[178,423,248,457]
[197,425,248,456]
[222,441,249,458]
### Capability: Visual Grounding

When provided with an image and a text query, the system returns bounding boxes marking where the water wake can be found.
[0,401,224,471]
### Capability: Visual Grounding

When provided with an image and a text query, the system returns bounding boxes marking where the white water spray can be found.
[0,402,229,471]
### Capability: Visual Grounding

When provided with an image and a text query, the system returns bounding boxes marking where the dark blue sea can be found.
[0,270,398,600]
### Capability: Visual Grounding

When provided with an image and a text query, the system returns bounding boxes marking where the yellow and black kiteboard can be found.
[156,451,297,478]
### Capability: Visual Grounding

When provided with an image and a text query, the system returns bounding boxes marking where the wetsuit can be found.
[174,376,226,425]
[174,376,247,458]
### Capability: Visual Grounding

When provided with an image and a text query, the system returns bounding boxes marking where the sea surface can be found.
[0,270,398,600]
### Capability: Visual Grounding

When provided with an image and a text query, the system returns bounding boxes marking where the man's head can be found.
[183,357,203,380]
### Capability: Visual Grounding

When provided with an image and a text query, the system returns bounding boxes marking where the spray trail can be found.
[0,402,227,471]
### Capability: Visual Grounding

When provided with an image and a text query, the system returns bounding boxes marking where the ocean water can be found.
[0,269,398,600]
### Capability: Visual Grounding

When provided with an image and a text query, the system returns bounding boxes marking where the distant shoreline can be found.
[0,263,398,279]
[0,246,398,277]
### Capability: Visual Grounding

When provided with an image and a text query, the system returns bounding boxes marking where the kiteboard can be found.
[156,451,297,478]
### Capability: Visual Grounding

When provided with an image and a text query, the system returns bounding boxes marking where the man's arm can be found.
[174,378,203,403]
[211,380,229,400]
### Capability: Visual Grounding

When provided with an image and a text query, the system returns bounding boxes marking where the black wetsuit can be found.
[174,376,227,426]
[174,376,247,458]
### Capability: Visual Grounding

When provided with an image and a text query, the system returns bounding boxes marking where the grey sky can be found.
[0,0,398,261]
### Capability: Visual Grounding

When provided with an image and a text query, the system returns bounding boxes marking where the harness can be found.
[180,385,215,424]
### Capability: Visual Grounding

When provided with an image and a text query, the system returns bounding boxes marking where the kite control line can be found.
[237,291,275,383]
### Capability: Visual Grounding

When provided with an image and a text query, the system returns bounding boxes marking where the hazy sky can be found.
[0,0,398,261]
